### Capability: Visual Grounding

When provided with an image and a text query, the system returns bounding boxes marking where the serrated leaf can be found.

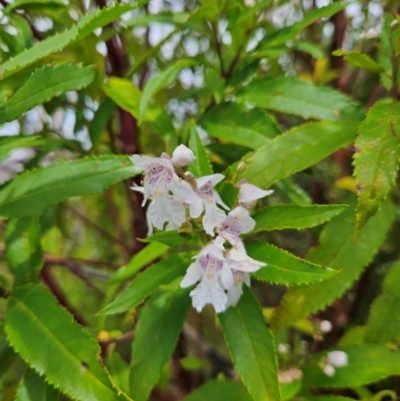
[110,242,170,283]
[199,103,280,149]
[105,351,130,395]
[261,3,346,48]
[303,345,400,387]
[99,252,193,315]
[0,64,96,124]
[272,178,312,205]
[5,216,43,283]
[0,3,138,78]
[354,99,400,231]
[236,77,362,121]
[180,380,253,401]
[253,204,347,232]
[365,261,400,343]
[237,121,358,188]
[129,288,190,401]
[5,0,65,13]
[89,97,116,147]
[15,369,59,401]
[0,156,140,218]
[141,230,190,247]
[188,126,213,177]
[270,199,394,331]
[139,59,193,123]
[0,136,42,162]
[248,242,337,286]
[219,287,280,401]
[5,284,126,401]
[332,49,383,73]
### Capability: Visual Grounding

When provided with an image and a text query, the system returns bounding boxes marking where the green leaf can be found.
[0,156,140,218]
[199,103,280,149]
[261,3,347,48]
[237,121,358,188]
[188,126,213,177]
[5,284,126,401]
[99,252,193,315]
[105,351,130,395]
[89,97,116,147]
[5,216,43,283]
[180,380,253,401]
[110,242,170,283]
[248,242,337,286]
[332,49,383,73]
[218,182,240,209]
[141,230,190,247]
[236,77,363,121]
[139,59,193,123]
[219,287,280,401]
[304,396,359,401]
[271,178,312,205]
[303,345,400,387]
[354,99,400,231]
[15,369,59,401]
[253,204,347,232]
[280,378,301,401]
[365,261,400,343]
[0,136,42,162]
[0,3,139,78]
[270,200,394,331]
[0,64,96,124]
[5,0,65,12]
[129,288,190,401]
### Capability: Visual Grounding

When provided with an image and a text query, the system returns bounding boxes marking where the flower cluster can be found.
[131,144,273,313]
[322,351,348,377]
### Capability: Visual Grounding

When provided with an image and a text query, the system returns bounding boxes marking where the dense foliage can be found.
[0,0,399,400]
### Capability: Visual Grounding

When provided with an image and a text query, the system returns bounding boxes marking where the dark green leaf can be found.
[303,345,400,387]
[181,380,253,401]
[0,64,96,124]
[219,287,280,401]
[237,121,358,188]
[15,369,59,401]
[129,288,190,401]
[199,103,280,149]
[253,204,347,232]
[141,230,190,247]
[0,156,140,218]
[270,199,394,331]
[354,99,400,231]
[99,253,193,315]
[236,77,363,121]
[89,97,116,147]
[188,126,213,177]
[0,136,42,162]
[5,284,126,401]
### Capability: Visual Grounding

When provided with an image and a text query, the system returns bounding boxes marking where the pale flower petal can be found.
[202,203,227,236]
[181,262,202,288]
[171,144,195,166]
[323,364,335,377]
[226,270,250,308]
[147,194,186,231]
[238,179,274,205]
[219,206,255,236]
[190,280,227,313]
[219,263,234,289]
[327,351,348,367]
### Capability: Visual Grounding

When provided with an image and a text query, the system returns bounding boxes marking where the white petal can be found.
[323,364,335,377]
[171,180,203,218]
[171,144,195,166]
[181,261,202,287]
[226,282,243,308]
[220,263,234,289]
[190,280,227,313]
[327,351,348,367]
[147,195,186,230]
[165,197,187,228]
[243,272,251,286]
[238,179,274,203]
[202,204,227,236]
[197,173,225,189]
[219,206,255,236]
[198,242,224,260]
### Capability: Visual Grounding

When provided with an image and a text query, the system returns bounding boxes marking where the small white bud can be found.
[327,351,348,367]
[278,344,289,354]
[320,320,333,333]
[323,364,335,377]
[171,144,195,166]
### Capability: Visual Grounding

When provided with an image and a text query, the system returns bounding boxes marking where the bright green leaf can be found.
[219,287,280,401]
[253,204,347,232]
[237,121,358,188]
[354,99,400,231]
[5,284,126,401]
[105,351,130,395]
[5,0,65,13]
[248,242,337,286]
[15,369,59,401]
[303,345,400,387]
[332,49,383,73]
[99,252,193,315]
[0,64,96,124]
[236,77,363,121]
[188,126,213,177]
[129,288,190,401]
[180,380,253,401]
[141,230,190,247]
[270,199,394,331]
[0,156,140,218]
[199,103,280,149]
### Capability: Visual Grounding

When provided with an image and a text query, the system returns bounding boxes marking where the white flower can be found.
[323,364,335,377]
[171,144,195,166]
[237,179,274,209]
[225,242,266,272]
[320,320,333,333]
[327,351,348,367]
[226,270,250,308]
[0,148,36,185]
[194,174,229,236]
[180,242,233,313]
[278,344,289,354]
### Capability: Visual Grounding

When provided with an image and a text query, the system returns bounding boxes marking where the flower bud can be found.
[237,161,247,174]
[323,364,335,377]
[172,144,195,166]
[320,320,333,333]
[327,351,348,367]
